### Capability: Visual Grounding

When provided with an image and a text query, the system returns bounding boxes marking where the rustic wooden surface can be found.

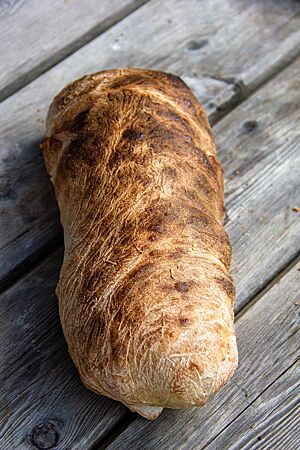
[107,260,300,449]
[206,360,300,450]
[0,0,149,101]
[216,56,300,311]
[0,0,299,449]
[0,250,128,450]
[1,0,300,290]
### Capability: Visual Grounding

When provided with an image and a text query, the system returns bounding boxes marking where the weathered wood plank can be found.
[0,0,150,101]
[206,361,300,450]
[103,52,300,448]
[0,8,300,307]
[1,0,300,292]
[216,56,300,311]
[0,249,128,450]
[105,261,300,450]
[1,58,300,449]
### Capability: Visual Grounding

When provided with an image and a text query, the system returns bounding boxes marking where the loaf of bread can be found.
[42,68,238,419]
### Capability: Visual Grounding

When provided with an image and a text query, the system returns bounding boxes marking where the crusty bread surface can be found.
[43,68,238,419]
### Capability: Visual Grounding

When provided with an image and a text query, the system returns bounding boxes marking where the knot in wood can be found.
[30,422,59,449]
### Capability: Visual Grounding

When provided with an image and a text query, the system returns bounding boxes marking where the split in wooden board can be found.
[1,54,300,450]
[0,0,150,101]
[1,0,300,289]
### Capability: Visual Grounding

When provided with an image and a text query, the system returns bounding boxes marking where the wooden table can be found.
[1,1,299,448]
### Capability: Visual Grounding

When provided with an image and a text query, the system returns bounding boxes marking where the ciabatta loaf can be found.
[42,68,238,419]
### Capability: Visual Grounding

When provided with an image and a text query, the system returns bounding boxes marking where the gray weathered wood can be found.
[1,58,300,449]
[206,361,300,450]
[106,262,300,450]
[1,1,300,448]
[0,249,128,450]
[1,0,300,298]
[0,0,150,101]
[216,56,300,311]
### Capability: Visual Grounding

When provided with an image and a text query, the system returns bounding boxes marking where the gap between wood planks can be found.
[1,3,299,445]
[0,0,151,103]
[90,413,137,450]
[209,40,300,126]
[2,0,300,296]
[235,252,300,321]
[0,233,63,294]
[90,253,300,450]
[1,57,299,448]
[1,43,299,297]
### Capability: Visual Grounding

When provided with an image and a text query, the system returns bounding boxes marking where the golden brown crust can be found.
[42,68,238,419]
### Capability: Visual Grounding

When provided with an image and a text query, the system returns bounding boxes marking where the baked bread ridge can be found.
[43,68,238,420]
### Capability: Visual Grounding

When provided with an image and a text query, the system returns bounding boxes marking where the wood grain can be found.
[1,2,300,446]
[1,0,300,292]
[105,262,300,449]
[216,56,300,311]
[0,18,300,308]
[0,249,128,450]
[206,361,300,450]
[0,0,150,101]
[1,54,300,450]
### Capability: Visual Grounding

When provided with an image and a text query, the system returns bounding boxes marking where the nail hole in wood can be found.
[242,120,258,133]
[186,39,208,51]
